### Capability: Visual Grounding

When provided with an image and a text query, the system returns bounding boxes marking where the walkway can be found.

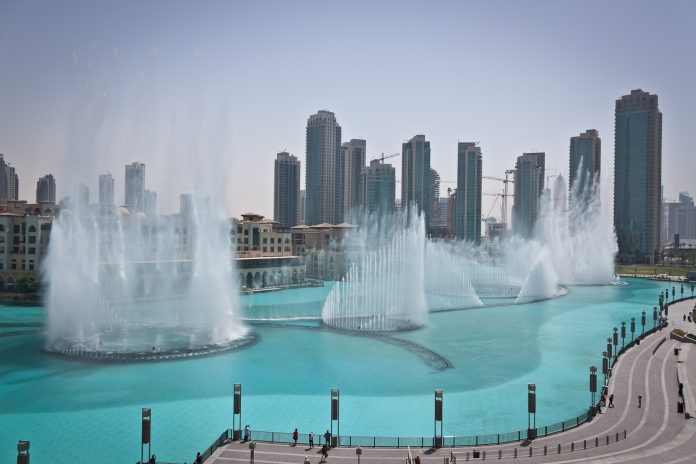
[206,298,696,464]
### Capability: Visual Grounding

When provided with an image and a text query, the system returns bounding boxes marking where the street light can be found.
[653,307,658,328]
[602,352,608,386]
[630,317,635,341]
[607,338,613,361]
[621,322,626,347]
[590,366,597,409]
[249,441,256,464]
[641,311,646,335]
[356,447,363,464]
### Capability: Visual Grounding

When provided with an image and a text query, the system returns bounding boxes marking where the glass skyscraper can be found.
[614,89,662,264]
[512,152,545,238]
[274,151,301,228]
[454,142,482,243]
[305,111,342,225]
[569,129,601,203]
[401,135,431,223]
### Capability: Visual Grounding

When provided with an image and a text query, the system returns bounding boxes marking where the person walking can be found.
[304,456,310,464]
[309,431,314,449]
[244,425,251,442]
[324,430,331,448]
[293,428,299,446]
[321,443,329,462]
[608,394,614,408]
[195,451,202,464]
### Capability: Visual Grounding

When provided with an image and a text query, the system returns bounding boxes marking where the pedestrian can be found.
[415,456,421,464]
[148,455,156,464]
[684,315,687,322]
[293,428,299,446]
[608,394,614,408]
[597,401,602,414]
[309,431,314,449]
[638,395,642,408]
[600,392,606,407]
[324,430,331,448]
[679,382,684,397]
[195,451,202,464]
[304,456,310,464]
[321,443,329,462]
[244,425,251,442]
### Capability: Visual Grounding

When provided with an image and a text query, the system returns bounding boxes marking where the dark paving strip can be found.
[250,321,452,370]
[0,329,42,337]
[0,322,43,327]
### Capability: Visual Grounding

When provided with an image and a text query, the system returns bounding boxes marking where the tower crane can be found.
[482,170,515,225]
[371,153,400,163]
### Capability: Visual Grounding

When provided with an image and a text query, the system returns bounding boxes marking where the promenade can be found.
[206,298,696,464]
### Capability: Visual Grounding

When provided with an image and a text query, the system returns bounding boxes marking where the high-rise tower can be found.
[512,152,545,238]
[36,174,56,203]
[125,162,145,212]
[305,111,342,225]
[342,139,366,219]
[614,89,662,264]
[401,135,431,222]
[274,152,301,228]
[454,142,482,243]
[99,173,114,206]
[569,129,601,202]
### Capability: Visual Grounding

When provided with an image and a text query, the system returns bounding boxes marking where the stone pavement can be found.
[206,297,696,464]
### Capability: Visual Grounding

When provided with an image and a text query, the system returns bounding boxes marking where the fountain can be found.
[43,197,253,361]
[321,209,427,331]
[425,241,483,310]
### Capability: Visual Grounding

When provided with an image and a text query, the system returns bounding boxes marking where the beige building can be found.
[290,222,354,280]
[0,200,57,290]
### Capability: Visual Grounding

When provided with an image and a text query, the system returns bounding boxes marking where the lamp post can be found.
[691,284,694,297]
[630,317,636,341]
[681,284,684,299]
[641,311,646,335]
[141,408,151,464]
[673,286,676,299]
[590,366,597,412]
[17,440,29,464]
[249,441,256,464]
[607,338,613,362]
[621,322,626,348]
[602,352,608,386]
[527,384,537,440]
[356,447,362,464]
[653,307,658,328]
[613,328,619,361]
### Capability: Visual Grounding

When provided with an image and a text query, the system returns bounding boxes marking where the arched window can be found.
[28,225,37,233]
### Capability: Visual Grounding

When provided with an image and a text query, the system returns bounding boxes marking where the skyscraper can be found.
[144,190,157,217]
[274,151,301,228]
[454,142,482,243]
[429,168,440,219]
[125,162,145,212]
[361,159,396,214]
[569,129,601,201]
[342,139,366,219]
[0,154,19,201]
[305,111,342,225]
[99,173,114,206]
[299,190,306,224]
[76,183,90,209]
[614,89,662,264]
[512,152,545,238]
[401,135,431,222]
[665,192,696,242]
[36,174,56,203]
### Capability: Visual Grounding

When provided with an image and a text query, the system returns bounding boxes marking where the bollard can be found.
[466,451,469,461]
[482,450,486,460]
[544,446,547,456]
[616,432,619,442]
[606,435,609,445]
[529,447,532,457]
[514,448,517,458]
[595,437,598,447]
[583,439,586,450]
[557,444,561,454]
[624,430,627,439]
[571,442,574,452]
[498,450,501,460]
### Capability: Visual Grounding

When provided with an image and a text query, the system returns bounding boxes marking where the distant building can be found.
[512,152,545,238]
[306,111,342,225]
[665,192,696,242]
[569,129,601,202]
[299,190,306,224]
[36,174,56,203]
[342,139,366,219]
[614,89,662,264]
[429,168,440,220]
[361,159,396,214]
[99,173,114,206]
[144,190,157,217]
[179,193,194,216]
[454,142,482,243]
[0,155,19,201]
[430,196,450,237]
[273,152,301,228]
[125,162,145,212]
[76,183,90,209]
[401,135,431,222]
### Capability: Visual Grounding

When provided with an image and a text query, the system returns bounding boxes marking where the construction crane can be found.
[482,170,515,225]
[371,153,400,163]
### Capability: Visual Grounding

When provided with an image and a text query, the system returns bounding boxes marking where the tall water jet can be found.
[515,250,559,304]
[321,209,427,331]
[43,197,251,361]
[425,241,483,309]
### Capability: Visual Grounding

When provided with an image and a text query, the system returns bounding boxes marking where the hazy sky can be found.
[1,0,694,218]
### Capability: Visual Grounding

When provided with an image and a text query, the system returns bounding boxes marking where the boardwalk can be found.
[206,298,696,464]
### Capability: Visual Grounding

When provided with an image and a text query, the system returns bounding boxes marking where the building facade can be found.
[99,173,114,205]
[273,152,301,228]
[361,159,396,214]
[614,89,662,264]
[342,139,366,219]
[305,111,342,225]
[512,152,545,238]
[401,135,431,222]
[125,162,145,212]
[36,174,56,203]
[144,190,158,217]
[569,129,601,201]
[454,142,482,243]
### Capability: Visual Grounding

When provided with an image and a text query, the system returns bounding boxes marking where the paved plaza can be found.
[206,298,696,464]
